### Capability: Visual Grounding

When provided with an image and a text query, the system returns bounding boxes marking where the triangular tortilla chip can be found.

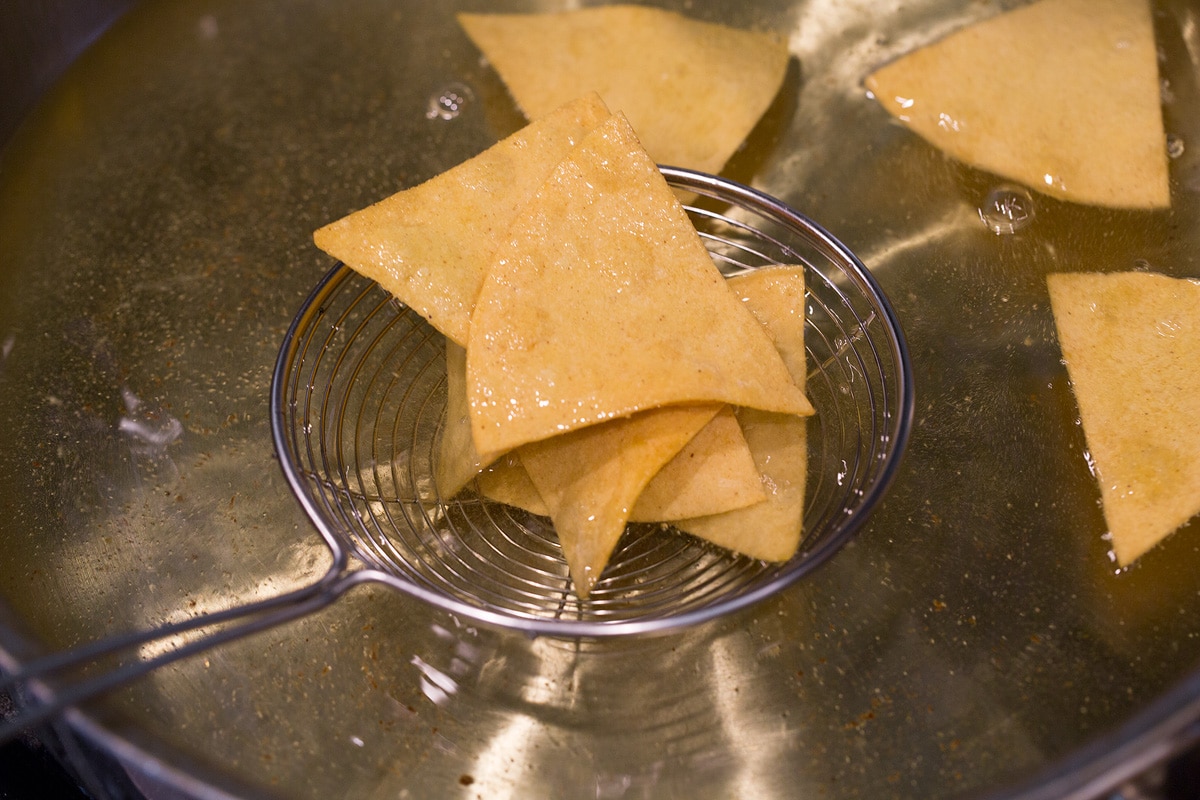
[678,267,810,562]
[628,406,765,522]
[1048,271,1200,566]
[520,404,722,598]
[478,452,548,516]
[313,93,610,345]
[680,408,808,561]
[466,112,812,455]
[476,407,767,522]
[865,0,1168,209]
[437,341,497,498]
[441,341,765,519]
[477,270,812,587]
[457,7,789,175]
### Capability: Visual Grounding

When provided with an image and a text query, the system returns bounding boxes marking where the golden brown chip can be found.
[628,406,765,522]
[466,112,812,456]
[1048,271,1200,566]
[477,452,548,516]
[477,406,766,522]
[520,404,722,598]
[484,268,813,578]
[677,267,810,562]
[313,93,610,345]
[678,408,808,561]
[436,341,497,499]
[865,0,1168,209]
[457,6,789,175]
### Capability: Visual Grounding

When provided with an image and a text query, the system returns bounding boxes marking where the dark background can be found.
[0,737,88,800]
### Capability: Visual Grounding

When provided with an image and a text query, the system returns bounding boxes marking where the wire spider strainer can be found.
[0,168,911,742]
[272,166,912,632]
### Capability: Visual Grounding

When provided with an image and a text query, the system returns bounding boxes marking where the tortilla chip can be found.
[628,406,766,522]
[1048,271,1200,566]
[679,408,808,561]
[480,269,812,581]
[466,112,812,455]
[477,452,548,516]
[457,6,789,175]
[520,404,722,598]
[313,93,610,345]
[678,267,810,562]
[477,406,767,522]
[437,341,497,498]
[865,0,1168,209]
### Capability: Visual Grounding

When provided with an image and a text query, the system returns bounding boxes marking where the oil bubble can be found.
[426,83,474,121]
[978,185,1035,235]
[1167,133,1185,159]
[1161,78,1175,105]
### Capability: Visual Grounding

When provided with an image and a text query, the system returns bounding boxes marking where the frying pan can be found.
[3,1,1200,798]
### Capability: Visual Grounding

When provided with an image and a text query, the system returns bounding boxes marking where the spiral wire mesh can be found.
[272,167,914,635]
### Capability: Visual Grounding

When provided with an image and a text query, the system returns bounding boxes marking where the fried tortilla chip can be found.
[520,404,722,598]
[437,341,497,498]
[457,6,789,175]
[678,267,810,562]
[865,0,1168,209]
[466,112,813,455]
[313,93,610,345]
[628,406,766,522]
[476,407,767,522]
[478,452,548,516]
[1048,271,1200,566]
[474,270,811,590]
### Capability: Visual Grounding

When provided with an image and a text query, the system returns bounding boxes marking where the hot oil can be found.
[1,0,1200,798]
[757,0,1200,791]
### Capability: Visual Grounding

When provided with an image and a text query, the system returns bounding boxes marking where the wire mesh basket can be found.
[271,167,914,637]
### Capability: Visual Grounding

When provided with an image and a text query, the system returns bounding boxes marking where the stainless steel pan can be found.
[2,1,1200,798]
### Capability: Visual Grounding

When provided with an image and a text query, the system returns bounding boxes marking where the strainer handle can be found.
[0,571,352,745]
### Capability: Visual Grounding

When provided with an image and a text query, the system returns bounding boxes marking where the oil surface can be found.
[1,1,1200,798]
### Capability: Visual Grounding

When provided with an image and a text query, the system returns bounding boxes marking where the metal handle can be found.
[0,569,354,745]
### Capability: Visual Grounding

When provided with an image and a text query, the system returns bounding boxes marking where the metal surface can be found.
[1,0,1200,798]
